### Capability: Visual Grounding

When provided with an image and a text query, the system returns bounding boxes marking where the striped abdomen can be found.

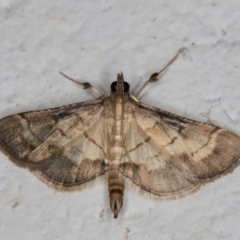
[108,93,125,218]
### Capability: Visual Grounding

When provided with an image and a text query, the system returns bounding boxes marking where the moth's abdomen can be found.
[107,92,125,218]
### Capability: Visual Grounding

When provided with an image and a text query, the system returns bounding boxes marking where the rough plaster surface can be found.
[0,1,240,239]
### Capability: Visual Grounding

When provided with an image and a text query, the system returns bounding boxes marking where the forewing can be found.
[120,101,240,199]
[0,99,108,189]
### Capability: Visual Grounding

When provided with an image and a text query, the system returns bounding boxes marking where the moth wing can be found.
[0,99,109,190]
[120,101,240,199]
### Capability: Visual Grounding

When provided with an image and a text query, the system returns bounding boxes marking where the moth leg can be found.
[59,72,102,96]
[135,48,185,98]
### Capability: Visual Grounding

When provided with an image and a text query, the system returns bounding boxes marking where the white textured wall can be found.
[0,1,240,239]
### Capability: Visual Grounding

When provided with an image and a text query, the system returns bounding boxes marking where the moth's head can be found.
[111,72,130,93]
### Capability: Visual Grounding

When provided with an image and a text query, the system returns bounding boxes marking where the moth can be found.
[1,50,240,218]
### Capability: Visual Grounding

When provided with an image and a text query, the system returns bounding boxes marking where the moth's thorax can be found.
[106,92,132,140]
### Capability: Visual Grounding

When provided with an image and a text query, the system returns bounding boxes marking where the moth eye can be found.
[111,81,130,93]
[111,81,118,92]
[123,82,130,93]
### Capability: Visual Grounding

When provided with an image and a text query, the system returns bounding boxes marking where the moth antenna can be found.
[135,48,185,98]
[59,72,102,96]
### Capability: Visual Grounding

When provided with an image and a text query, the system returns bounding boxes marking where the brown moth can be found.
[1,50,240,218]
